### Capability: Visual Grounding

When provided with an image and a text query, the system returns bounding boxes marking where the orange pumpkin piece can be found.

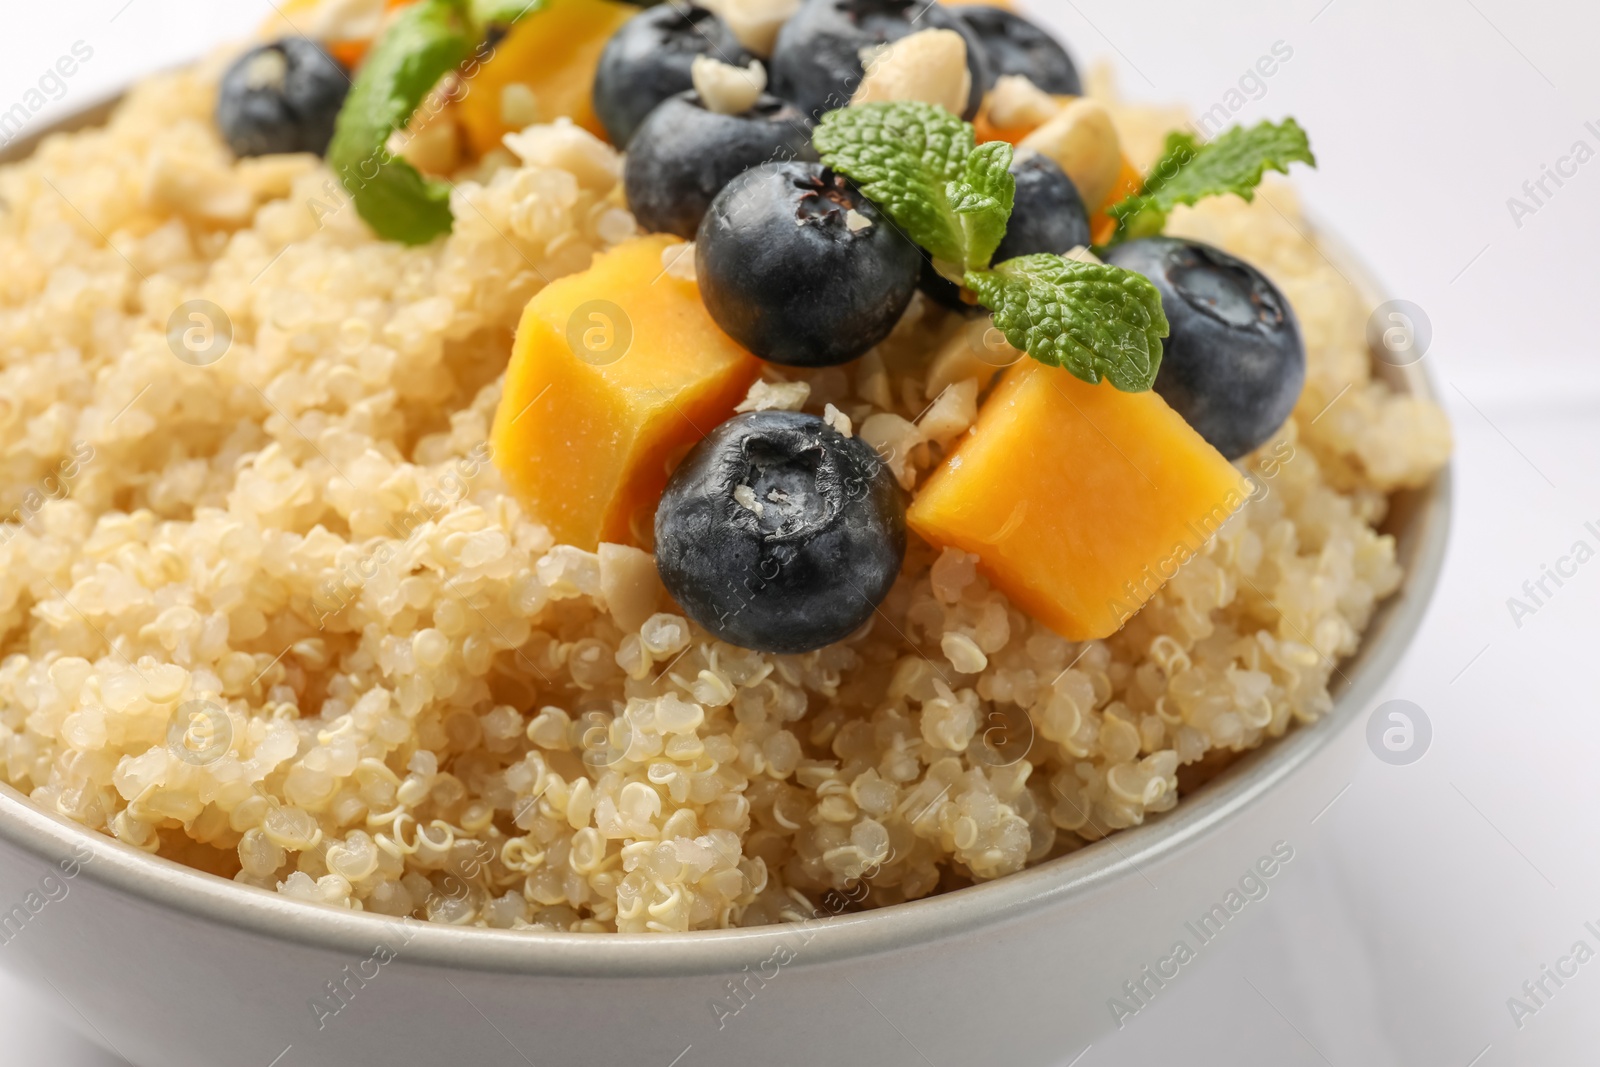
[457,0,638,153]
[908,360,1250,640]
[491,235,761,550]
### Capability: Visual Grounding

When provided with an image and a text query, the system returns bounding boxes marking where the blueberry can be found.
[1102,237,1306,459]
[624,93,817,239]
[770,0,991,121]
[993,152,1091,262]
[697,161,921,366]
[959,5,1081,95]
[592,5,751,148]
[215,38,349,158]
[655,410,906,654]
[920,151,1090,310]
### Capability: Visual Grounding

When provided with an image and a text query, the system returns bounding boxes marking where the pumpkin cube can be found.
[908,360,1251,640]
[457,0,639,153]
[491,234,760,550]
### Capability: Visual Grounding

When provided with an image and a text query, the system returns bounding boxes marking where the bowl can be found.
[0,95,1451,1067]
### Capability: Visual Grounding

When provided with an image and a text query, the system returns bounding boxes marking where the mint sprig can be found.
[1108,118,1316,241]
[967,256,1168,392]
[814,100,1168,391]
[950,140,1016,277]
[814,102,1011,278]
[327,0,541,245]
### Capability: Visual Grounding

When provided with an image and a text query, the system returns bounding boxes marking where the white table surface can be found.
[4,1,1599,1064]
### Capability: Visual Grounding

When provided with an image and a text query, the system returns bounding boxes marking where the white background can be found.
[2,0,1599,1064]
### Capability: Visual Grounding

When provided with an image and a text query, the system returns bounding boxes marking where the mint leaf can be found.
[328,0,471,244]
[1108,118,1316,241]
[948,140,1016,274]
[967,255,1169,392]
[815,101,1005,273]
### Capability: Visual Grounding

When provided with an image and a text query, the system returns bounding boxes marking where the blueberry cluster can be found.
[600,1,1089,367]
[597,2,1093,652]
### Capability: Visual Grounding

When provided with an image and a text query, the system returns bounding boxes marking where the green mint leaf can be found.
[947,139,1016,273]
[813,101,977,268]
[327,0,472,244]
[1108,118,1316,241]
[967,254,1169,392]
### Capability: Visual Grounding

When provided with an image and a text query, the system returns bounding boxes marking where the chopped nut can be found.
[500,83,540,129]
[598,543,664,632]
[661,241,697,282]
[733,483,764,516]
[858,412,924,488]
[504,118,621,193]
[985,74,1064,130]
[698,0,800,56]
[390,115,462,178]
[691,56,767,116]
[924,317,1017,400]
[144,149,255,225]
[735,378,812,413]
[294,0,387,42]
[823,403,853,438]
[851,28,971,116]
[1019,97,1124,210]
[845,208,873,233]
[917,378,979,448]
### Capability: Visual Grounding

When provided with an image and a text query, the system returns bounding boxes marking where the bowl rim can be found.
[0,90,1454,979]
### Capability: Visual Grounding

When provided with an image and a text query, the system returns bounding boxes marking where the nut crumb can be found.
[691,55,767,116]
[662,241,697,282]
[736,378,812,413]
[733,483,764,516]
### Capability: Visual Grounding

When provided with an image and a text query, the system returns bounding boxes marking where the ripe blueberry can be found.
[654,410,906,654]
[960,5,1081,95]
[215,38,349,158]
[624,92,816,239]
[592,5,751,148]
[769,0,991,121]
[696,161,920,367]
[1102,237,1306,459]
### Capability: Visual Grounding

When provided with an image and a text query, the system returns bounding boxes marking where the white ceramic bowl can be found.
[0,97,1451,1067]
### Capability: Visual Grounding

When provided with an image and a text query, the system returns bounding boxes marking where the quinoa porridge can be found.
[0,6,1450,935]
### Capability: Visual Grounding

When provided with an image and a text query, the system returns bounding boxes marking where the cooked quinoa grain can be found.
[0,59,1449,932]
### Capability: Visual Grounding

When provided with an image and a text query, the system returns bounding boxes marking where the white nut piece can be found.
[698,0,800,56]
[691,55,767,116]
[917,378,979,449]
[823,403,853,438]
[735,378,812,412]
[851,28,971,116]
[661,241,698,282]
[1019,97,1123,211]
[295,0,387,42]
[985,74,1063,131]
[499,82,540,129]
[598,543,663,633]
[503,118,622,193]
[144,149,256,225]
